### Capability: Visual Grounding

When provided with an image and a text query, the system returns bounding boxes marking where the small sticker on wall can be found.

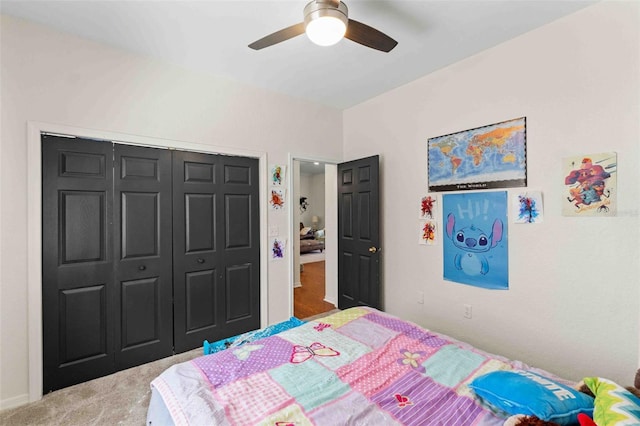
[512,191,544,224]
[269,188,285,210]
[270,238,286,260]
[270,164,286,186]
[418,220,437,245]
[562,152,616,217]
[419,195,437,219]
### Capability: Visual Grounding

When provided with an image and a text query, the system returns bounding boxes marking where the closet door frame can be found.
[27,121,268,403]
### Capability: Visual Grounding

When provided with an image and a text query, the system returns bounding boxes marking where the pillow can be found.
[577,413,597,426]
[583,376,640,426]
[300,226,312,236]
[469,370,594,425]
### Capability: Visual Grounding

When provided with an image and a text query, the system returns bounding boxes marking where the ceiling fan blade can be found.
[345,19,397,52]
[249,22,306,50]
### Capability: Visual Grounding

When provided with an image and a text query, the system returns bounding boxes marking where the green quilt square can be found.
[422,344,486,388]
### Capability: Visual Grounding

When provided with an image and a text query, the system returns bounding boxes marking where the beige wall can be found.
[343,1,640,384]
[0,15,342,408]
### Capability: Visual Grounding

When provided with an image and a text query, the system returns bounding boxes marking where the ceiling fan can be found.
[248,0,397,52]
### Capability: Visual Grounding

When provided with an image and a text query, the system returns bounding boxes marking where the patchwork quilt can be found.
[150,307,558,425]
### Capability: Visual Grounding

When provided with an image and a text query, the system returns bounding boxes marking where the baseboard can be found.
[294,281,302,288]
[0,393,30,411]
[324,297,336,306]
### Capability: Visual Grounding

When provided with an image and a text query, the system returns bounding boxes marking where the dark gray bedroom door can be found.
[42,135,116,392]
[172,152,260,353]
[337,155,381,310]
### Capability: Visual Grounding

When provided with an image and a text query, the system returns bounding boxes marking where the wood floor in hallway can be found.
[294,261,336,319]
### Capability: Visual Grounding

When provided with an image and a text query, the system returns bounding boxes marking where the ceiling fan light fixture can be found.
[249,0,396,52]
[304,1,348,47]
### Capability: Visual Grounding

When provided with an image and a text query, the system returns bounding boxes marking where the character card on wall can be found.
[512,191,544,224]
[270,164,286,186]
[443,191,508,289]
[269,188,285,210]
[562,152,616,217]
[418,220,437,245]
[270,238,286,260]
[419,195,438,219]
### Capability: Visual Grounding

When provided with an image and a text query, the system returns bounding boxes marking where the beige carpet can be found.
[0,348,201,426]
[0,312,340,425]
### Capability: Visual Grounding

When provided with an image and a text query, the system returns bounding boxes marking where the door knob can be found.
[197,258,205,264]
[369,246,378,253]
[138,265,146,271]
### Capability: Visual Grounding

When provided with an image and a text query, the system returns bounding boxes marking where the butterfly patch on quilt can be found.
[393,393,414,408]
[290,342,340,364]
[313,322,331,332]
[232,344,263,361]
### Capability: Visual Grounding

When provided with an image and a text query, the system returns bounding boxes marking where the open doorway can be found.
[292,159,337,319]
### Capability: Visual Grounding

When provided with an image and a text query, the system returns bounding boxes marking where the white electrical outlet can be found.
[269,226,279,237]
[463,304,472,319]
[417,291,424,304]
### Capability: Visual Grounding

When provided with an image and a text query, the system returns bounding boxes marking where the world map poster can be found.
[428,117,527,192]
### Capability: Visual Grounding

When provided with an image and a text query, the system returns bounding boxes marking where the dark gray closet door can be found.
[172,152,260,352]
[43,137,261,391]
[113,144,173,369]
[42,135,115,393]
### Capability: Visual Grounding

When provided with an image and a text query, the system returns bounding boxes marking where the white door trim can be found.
[287,154,339,319]
[27,121,269,402]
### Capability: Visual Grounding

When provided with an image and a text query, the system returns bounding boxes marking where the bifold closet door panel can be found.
[113,144,173,369]
[218,154,260,339]
[172,152,260,353]
[42,136,115,393]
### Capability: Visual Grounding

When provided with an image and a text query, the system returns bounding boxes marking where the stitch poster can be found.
[443,191,508,290]
[562,152,616,217]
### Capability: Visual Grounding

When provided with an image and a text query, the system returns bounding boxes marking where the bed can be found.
[147,307,636,426]
[300,223,324,254]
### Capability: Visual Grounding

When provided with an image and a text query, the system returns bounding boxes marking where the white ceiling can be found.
[1,0,597,110]
[299,160,325,175]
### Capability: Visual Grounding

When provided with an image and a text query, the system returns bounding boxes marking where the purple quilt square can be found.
[405,329,449,349]
[194,336,292,387]
[371,370,484,425]
[366,313,449,349]
[365,312,416,334]
[310,391,399,425]
[337,317,399,350]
